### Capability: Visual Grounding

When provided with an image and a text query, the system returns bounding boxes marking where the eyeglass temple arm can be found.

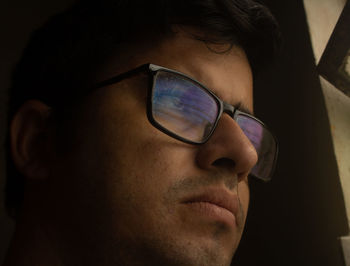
[93,64,150,90]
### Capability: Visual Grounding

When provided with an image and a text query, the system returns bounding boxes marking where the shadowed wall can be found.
[232,1,348,265]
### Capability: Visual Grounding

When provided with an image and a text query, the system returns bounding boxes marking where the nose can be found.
[195,113,258,181]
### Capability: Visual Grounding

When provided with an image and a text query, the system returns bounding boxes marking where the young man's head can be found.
[4,0,279,265]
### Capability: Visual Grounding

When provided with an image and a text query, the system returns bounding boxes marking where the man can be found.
[3,0,279,265]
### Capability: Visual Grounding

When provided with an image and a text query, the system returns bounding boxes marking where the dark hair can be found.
[4,0,280,218]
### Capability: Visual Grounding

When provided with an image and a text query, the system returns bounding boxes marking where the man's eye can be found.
[172,97,184,109]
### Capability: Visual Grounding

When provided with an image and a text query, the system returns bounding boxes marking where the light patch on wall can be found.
[341,236,350,266]
[340,49,350,78]
[317,0,350,97]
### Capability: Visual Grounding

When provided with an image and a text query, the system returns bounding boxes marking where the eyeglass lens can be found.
[152,71,218,143]
[235,115,277,180]
[151,70,276,181]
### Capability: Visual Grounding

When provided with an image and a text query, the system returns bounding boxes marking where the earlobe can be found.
[10,100,53,179]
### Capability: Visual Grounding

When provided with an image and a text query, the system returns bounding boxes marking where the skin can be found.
[7,30,257,266]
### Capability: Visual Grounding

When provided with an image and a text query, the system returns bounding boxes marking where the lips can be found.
[182,188,240,226]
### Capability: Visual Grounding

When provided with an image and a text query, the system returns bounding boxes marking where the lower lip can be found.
[184,201,236,227]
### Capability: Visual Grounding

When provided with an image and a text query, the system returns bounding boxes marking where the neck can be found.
[3,211,63,266]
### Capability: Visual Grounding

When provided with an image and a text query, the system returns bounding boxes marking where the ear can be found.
[10,100,54,179]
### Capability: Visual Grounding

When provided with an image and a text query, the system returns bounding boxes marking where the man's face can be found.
[47,31,257,266]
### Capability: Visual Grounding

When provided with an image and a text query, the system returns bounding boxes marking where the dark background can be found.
[233,1,348,265]
[0,0,348,265]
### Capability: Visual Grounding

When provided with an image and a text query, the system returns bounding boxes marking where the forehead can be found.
[99,30,254,111]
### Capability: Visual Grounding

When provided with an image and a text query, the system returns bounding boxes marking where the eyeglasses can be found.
[94,64,278,182]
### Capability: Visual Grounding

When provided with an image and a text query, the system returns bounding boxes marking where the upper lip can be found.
[182,187,240,220]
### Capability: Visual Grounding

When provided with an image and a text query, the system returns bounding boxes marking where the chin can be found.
[144,231,238,266]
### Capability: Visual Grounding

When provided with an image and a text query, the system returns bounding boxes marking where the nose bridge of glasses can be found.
[222,102,235,118]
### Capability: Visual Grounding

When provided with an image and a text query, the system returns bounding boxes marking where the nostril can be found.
[212,158,236,171]
[212,158,241,189]
[212,158,248,183]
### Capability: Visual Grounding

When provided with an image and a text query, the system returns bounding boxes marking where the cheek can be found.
[91,137,195,240]
[81,103,193,207]
[238,181,250,214]
[56,83,201,231]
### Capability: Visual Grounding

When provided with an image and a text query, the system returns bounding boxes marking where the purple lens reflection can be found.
[236,114,277,180]
[152,71,219,143]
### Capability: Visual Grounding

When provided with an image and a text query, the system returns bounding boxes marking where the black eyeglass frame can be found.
[94,63,278,181]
